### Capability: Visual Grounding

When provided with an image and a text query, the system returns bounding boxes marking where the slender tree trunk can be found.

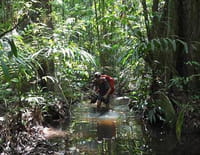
[141,0,151,39]
[94,0,100,49]
[42,0,55,91]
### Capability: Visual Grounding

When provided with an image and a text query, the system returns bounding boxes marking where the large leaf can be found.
[155,92,176,126]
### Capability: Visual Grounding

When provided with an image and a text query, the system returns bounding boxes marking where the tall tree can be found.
[140,0,200,128]
[142,0,200,96]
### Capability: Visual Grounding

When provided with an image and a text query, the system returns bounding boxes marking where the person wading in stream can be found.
[92,72,115,109]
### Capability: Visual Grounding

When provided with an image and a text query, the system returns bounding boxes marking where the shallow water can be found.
[51,101,200,155]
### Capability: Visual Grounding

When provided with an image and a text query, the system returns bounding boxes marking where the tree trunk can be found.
[148,0,200,98]
[41,0,55,91]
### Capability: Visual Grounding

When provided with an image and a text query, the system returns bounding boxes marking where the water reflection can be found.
[50,101,200,155]
[88,109,118,141]
[65,104,147,155]
[97,119,116,140]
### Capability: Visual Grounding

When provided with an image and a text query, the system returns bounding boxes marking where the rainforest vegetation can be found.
[0,0,200,154]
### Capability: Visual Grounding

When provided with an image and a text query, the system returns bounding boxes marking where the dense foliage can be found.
[0,0,147,116]
[0,0,200,153]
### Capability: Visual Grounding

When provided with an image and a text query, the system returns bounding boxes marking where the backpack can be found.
[101,74,115,94]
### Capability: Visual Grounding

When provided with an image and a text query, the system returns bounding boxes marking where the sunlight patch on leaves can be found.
[25,96,45,104]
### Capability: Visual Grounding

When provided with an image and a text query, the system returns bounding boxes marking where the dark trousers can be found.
[90,93,110,104]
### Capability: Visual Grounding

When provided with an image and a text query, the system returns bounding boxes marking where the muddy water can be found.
[52,101,200,155]
[60,102,147,155]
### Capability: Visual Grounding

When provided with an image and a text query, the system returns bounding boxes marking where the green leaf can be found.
[0,59,10,80]
[8,39,18,57]
[168,38,176,52]
[150,40,155,51]
[153,39,161,50]
[122,50,132,65]
[163,38,169,51]
[11,78,19,83]
[176,109,185,142]
[0,50,4,57]
[176,39,188,53]
[148,108,156,124]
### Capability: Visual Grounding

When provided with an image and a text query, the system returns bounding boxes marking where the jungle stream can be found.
[48,98,200,155]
